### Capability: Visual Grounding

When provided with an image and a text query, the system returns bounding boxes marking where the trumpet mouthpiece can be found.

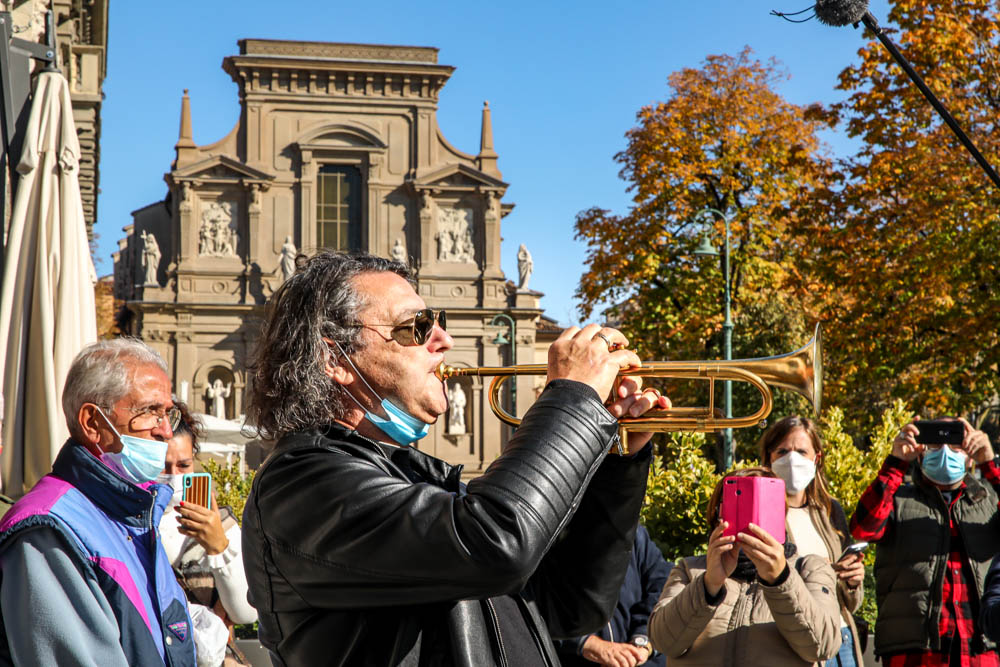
[436,362,457,381]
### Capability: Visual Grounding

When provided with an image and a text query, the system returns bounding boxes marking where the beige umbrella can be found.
[0,71,97,495]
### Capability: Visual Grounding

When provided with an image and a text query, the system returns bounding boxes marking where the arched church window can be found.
[317,165,361,250]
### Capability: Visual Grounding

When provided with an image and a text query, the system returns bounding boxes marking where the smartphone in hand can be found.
[838,541,870,562]
[913,420,963,446]
[182,472,212,508]
[721,476,786,544]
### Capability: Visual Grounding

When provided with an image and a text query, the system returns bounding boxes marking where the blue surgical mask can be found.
[333,341,430,445]
[96,408,169,484]
[921,445,968,486]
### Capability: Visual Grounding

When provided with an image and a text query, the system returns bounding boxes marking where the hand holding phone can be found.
[720,476,786,544]
[834,541,868,589]
[838,541,869,562]
[181,473,212,508]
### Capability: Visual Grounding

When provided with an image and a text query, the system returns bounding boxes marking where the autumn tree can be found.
[792,0,1000,426]
[575,47,831,456]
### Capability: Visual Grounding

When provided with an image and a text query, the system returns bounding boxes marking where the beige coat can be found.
[648,554,842,666]
[795,502,865,662]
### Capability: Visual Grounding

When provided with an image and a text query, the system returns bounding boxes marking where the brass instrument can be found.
[436,324,822,435]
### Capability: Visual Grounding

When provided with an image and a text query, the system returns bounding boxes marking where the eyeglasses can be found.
[356,308,447,346]
[127,406,182,431]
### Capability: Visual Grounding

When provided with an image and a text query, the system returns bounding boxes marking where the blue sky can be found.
[95,0,891,326]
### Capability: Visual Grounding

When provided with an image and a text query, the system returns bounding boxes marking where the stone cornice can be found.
[223,54,454,102]
[238,39,440,63]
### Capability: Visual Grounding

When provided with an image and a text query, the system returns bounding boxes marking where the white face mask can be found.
[771,450,817,495]
[155,473,184,507]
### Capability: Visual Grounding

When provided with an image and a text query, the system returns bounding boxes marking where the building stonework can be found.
[7,0,108,236]
[113,39,549,474]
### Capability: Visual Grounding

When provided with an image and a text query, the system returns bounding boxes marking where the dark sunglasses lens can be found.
[413,310,434,345]
[437,310,447,332]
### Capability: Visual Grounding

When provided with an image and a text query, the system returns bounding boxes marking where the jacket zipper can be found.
[728,581,755,665]
[607,621,614,643]
[485,598,508,667]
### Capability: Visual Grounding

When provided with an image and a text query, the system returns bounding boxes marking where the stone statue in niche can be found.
[199,201,240,257]
[280,236,297,282]
[517,244,533,291]
[140,230,160,286]
[206,378,232,420]
[435,207,475,263]
[391,238,407,265]
[447,382,467,434]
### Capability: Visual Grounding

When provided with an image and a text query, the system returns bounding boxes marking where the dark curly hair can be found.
[171,400,203,456]
[245,250,411,441]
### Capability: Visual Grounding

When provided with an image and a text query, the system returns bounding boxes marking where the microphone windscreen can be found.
[813,0,869,26]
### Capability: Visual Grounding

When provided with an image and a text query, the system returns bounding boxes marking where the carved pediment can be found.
[170,155,275,185]
[295,123,388,152]
[410,163,508,192]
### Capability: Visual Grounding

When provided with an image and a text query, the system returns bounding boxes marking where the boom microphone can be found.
[804,0,1000,191]
[812,0,869,27]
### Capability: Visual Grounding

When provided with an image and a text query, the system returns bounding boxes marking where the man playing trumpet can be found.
[241,250,669,667]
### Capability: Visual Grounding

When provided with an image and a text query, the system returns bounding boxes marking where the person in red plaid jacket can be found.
[850,418,1000,667]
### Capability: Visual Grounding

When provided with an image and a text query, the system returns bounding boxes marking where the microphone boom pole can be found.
[857,11,1000,191]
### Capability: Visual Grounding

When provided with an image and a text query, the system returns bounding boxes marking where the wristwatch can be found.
[630,635,650,651]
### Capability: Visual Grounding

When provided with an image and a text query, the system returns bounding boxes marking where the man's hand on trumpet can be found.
[547,324,671,454]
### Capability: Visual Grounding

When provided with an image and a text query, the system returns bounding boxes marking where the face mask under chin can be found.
[333,341,430,445]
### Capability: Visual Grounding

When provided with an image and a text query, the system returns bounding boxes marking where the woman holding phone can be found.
[158,402,257,665]
[759,416,866,667]
[649,467,841,665]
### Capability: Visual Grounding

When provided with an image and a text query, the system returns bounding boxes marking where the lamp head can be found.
[694,234,719,257]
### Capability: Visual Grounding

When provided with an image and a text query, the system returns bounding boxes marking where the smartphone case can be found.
[913,420,964,445]
[721,476,786,544]
[182,472,212,508]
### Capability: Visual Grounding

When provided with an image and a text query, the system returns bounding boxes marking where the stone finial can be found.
[173,89,198,168]
[476,100,501,177]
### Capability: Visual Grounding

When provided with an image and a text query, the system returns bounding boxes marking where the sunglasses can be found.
[358,308,447,346]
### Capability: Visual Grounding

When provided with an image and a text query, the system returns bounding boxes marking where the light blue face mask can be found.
[333,341,430,445]
[95,408,169,484]
[921,445,968,486]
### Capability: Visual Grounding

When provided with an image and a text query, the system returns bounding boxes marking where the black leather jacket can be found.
[242,380,651,666]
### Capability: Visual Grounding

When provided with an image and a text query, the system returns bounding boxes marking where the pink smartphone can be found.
[720,476,787,544]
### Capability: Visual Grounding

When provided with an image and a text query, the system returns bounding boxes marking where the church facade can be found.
[112,39,550,473]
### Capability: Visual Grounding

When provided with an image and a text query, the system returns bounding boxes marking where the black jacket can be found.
[242,380,651,666]
[555,525,671,667]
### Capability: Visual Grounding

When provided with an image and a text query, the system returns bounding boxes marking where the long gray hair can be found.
[245,250,411,441]
[62,338,168,439]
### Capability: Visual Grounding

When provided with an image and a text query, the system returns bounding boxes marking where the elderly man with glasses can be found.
[0,339,195,667]
[241,250,671,667]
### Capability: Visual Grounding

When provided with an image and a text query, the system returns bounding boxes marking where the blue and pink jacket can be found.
[0,440,195,666]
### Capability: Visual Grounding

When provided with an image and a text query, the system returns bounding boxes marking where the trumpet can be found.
[436,324,822,435]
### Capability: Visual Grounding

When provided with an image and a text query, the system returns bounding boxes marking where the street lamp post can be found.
[693,207,734,471]
[491,313,517,419]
